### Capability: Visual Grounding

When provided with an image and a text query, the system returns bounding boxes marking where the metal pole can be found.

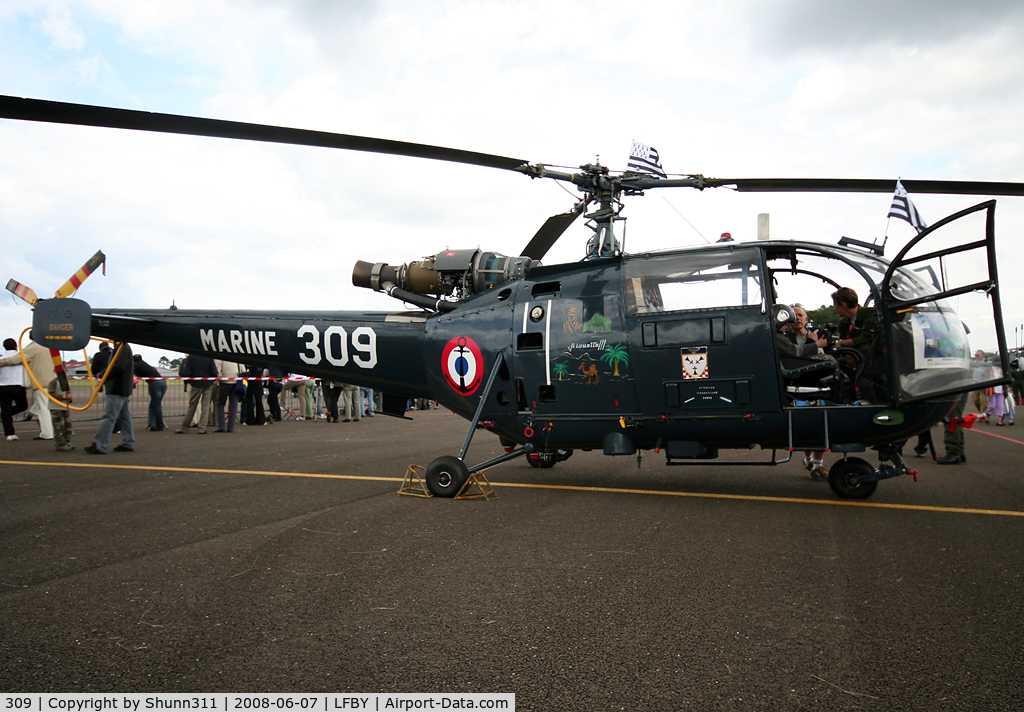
[458,351,505,461]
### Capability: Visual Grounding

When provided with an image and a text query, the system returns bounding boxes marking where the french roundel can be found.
[442,336,483,396]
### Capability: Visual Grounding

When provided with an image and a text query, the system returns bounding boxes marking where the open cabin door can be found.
[881,200,1010,405]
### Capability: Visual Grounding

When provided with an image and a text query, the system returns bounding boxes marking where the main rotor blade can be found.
[699,177,1024,196]
[0,95,529,172]
[521,209,584,261]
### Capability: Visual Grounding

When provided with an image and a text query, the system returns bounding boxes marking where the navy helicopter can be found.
[2,95,1019,499]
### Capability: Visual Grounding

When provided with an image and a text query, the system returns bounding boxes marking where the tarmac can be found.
[2,408,1023,710]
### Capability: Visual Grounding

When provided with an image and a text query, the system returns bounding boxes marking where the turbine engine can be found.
[353,249,535,312]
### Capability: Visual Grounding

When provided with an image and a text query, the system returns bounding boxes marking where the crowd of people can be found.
[158,356,382,439]
[0,339,385,454]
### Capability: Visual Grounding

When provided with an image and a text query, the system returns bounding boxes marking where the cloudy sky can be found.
[3,0,1024,363]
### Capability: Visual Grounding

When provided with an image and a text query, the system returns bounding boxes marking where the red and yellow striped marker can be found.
[54,250,106,298]
[4,279,39,306]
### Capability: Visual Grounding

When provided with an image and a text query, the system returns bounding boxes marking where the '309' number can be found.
[297,325,377,369]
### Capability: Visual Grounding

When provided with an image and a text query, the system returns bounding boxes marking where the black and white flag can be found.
[627,140,666,178]
[887,179,927,233]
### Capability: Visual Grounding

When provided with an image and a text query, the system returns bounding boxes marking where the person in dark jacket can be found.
[265,365,284,421]
[133,354,167,431]
[90,342,112,377]
[833,286,879,355]
[176,354,218,434]
[243,364,268,426]
[84,342,136,454]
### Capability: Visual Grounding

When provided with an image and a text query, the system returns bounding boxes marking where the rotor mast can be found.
[519,162,636,259]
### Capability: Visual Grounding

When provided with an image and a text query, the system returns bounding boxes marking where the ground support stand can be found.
[397,464,433,498]
[455,470,497,501]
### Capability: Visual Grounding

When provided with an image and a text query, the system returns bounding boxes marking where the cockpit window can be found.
[625,249,764,314]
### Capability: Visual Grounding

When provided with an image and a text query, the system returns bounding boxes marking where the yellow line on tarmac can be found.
[0,460,398,483]
[492,481,1024,517]
[4,460,1024,518]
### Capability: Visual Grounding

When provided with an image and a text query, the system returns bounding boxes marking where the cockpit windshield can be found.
[624,249,764,314]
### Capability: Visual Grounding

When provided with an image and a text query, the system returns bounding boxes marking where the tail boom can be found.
[90,308,431,396]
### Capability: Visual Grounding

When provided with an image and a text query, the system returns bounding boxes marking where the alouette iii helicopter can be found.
[2,95,1020,500]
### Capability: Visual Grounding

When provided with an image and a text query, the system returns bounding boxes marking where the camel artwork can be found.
[578,361,601,385]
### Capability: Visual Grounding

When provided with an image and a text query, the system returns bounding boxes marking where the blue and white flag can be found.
[627,140,666,178]
[888,179,927,233]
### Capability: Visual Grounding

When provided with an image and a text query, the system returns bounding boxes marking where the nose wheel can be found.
[828,456,879,499]
[425,455,471,498]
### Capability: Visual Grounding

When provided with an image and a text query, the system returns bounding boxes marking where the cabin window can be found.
[517,332,543,350]
[625,249,764,314]
[532,281,561,298]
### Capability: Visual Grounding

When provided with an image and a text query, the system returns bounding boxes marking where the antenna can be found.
[757,213,770,241]
[838,236,884,256]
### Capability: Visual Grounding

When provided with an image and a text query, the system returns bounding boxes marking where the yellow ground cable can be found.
[16,329,124,412]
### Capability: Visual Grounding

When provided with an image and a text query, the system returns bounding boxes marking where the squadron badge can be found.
[680,346,709,379]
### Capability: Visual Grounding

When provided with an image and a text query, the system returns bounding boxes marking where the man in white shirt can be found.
[0,338,56,440]
[0,338,30,441]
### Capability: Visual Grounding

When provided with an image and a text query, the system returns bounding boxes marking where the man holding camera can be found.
[779,304,833,479]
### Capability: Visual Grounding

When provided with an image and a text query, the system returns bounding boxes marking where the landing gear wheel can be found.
[828,457,879,500]
[425,455,470,498]
[527,451,558,468]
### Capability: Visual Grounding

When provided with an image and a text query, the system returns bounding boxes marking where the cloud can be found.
[753,0,1024,52]
[39,4,85,51]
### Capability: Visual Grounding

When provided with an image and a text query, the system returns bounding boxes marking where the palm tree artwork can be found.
[600,343,630,377]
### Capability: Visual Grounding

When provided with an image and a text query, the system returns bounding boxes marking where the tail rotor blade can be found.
[55,250,106,298]
[5,279,39,306]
